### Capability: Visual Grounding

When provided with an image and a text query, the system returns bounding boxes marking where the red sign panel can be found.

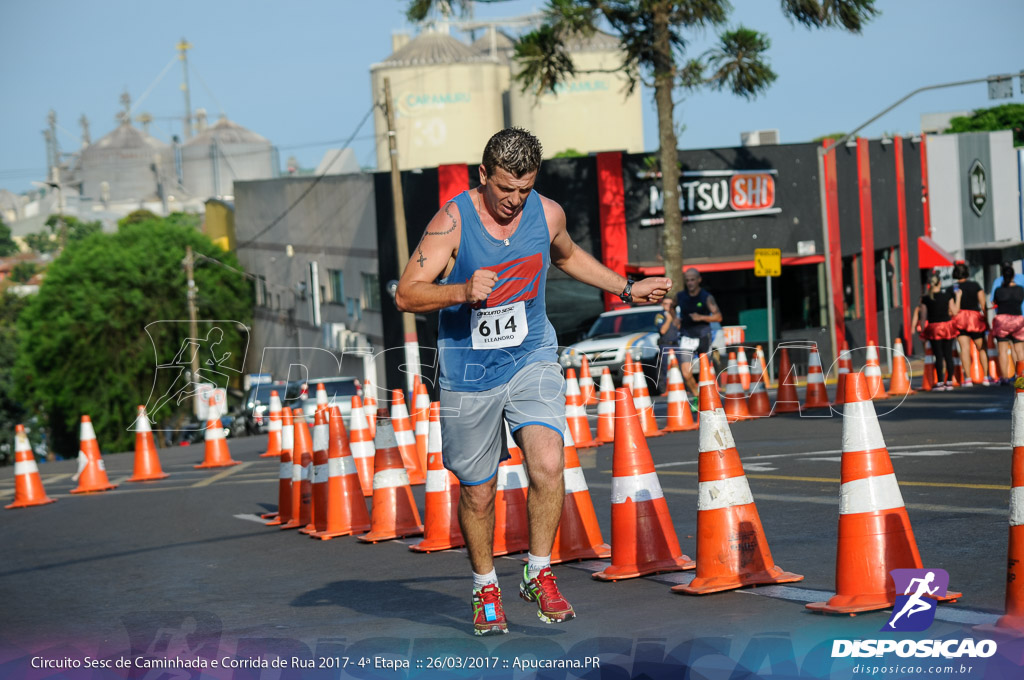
[730,173,775,211]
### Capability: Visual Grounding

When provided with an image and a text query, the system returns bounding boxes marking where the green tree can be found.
[15,217,253,456]
[947,103,1024,146]
[44,214,102,247]
[0,292,29,465]
[9,262,39,283]
[0,219,17,257]
[23,232,58,254]
[406,0,877,295]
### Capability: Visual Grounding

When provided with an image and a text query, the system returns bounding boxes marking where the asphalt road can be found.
[2,384,1023,679]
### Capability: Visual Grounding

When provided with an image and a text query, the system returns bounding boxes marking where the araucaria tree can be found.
[405,0,877,295]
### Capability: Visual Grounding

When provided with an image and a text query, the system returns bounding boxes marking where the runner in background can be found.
[675,268,722,407]
[950,261,987,386]
[912,274,958,390]
[991,262,1024,383]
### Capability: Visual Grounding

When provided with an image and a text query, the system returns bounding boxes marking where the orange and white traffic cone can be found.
[390,389,425,485]
[887,338,915,396]
[358,413,423,543]
[747,351,773,418]
[596,367,618,443]
[302,409,331,535]
[622,356,636,394]
[493,422,531,556]
[952,347,964,386]
[832,343,854,406]
[579,355,598,405]
[632,368,664,437]
[412,383,430,478]
[663,351,698,432]
[807,373,960,614]
[863,342,889,400]
[737,347,751,391]
[195,397,241,469]
[280,408,313,530]
[259,390,283,458]
[565,368,600,449]
[348,396,375,497]
[922,341,936,392]
[773,348,801,414]
[310,406,370,539]
[988,334,1001,384]
[71,415,117,494]
[363,380,377,439]
[262,408,294,525]
[315,382,329,409]
[549,427,610,563]
[593,388,695,581]
[5,425,56,509]
[755,345,773,390]
[802,346,831,410]
[672,355,803,594]
[723,352,752,423]
[127,405,168,482]
[968,341,986,386]
[410,403,464,552]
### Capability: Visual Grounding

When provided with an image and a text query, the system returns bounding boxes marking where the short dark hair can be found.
[1002,263,1015,285]
[952,262,969,279]
[482,127,542,178]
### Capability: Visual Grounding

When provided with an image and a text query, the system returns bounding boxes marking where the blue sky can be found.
[1,0,1021,195]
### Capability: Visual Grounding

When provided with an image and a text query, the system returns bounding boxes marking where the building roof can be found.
[186,116,269,147]
[471,29,516,63]
[82,121,168,156]
[563,29,621,53]
[373,28,486,69]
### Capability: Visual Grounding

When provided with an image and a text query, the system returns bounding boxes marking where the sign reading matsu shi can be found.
[640,169,781,227]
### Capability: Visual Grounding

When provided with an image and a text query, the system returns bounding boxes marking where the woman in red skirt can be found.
[912,274,959,390]
[991,262,1024,383]
[951,262,988,386]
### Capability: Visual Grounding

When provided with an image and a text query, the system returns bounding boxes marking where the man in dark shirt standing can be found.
[675,268,722,403]
[655,297,680,392]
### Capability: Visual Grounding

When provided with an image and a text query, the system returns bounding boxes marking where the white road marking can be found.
[234,513,272,525]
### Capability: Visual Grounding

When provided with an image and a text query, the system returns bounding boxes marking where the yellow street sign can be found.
[754,248,781,277]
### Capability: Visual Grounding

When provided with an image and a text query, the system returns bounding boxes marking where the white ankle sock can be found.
[526,553,551,580]
[473,569,498,592]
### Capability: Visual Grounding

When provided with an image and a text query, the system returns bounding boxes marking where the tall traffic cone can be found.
[672,355,803,594]
[280,408,313,530]
[747,351,773,418]
[6,425,57,508]
[127,405,168,482]
[968,341,986,386]
[315,382,328,409]
[493,422,531,556]
[262,408,294,526]
[593,388,695,581]
[863,342,889,400]
[632,368,665,437]
[260,390,283,458]
[549,427,610,564]
[310,406,370,539]
[755,345,773,389]
[922,341,936,392]
[802,346,831,409]
[663,351,699,432]
[596,367,618,443]
[348,396,375,497]
[737,347,751,391]
[622,356,636,394]
[773,348,801,413]
[358,413,424,543]
[833,343,854,406]
[565,368,600,449]
[412,383,430,478]
[807,373,960,614]
[410,403,464,552]
[989,334,1001,384]
[71,415,117,494]
[723,352,752,423]
[302,409,330,535]
[887,338,915,396]
[579,355,598,405]
[195,396,241,469]
[363,380,377,439]
[390,389,425,485]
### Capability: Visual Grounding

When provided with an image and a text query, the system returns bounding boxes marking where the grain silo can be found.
[371,25,506,171]
[181,114,275,199]
[78,121,173,204]
[509,30,643,156]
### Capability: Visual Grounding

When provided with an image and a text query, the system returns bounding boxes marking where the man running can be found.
[395,128,671,635]
[675,268,722,405]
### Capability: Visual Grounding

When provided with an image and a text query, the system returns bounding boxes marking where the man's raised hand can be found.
[465,269,498,306]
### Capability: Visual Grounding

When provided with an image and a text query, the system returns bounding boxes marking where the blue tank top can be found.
[437,190,558,392]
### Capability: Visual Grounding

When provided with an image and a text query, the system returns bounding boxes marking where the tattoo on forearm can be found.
[416,246,427,268]
[424,203,457,236]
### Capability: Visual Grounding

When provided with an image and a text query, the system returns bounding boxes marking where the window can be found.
[361,273,380,312]
[328,269,344,305]
[875,247,901,311]
[842,254,861,320]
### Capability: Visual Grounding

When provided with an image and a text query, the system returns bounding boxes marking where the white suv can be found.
[558,305,662,388]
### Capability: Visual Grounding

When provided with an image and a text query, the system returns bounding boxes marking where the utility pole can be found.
[178,38,193,141]
[184,246,201,417]
[383,77,421,395]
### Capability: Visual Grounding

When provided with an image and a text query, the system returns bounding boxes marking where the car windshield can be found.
[251,382,301,404]
[312,380,359,399]
[585,310,660,339]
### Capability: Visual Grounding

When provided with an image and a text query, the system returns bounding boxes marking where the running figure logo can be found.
[882,568,950,632]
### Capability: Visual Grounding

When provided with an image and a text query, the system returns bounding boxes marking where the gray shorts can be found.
[439,360,566,485]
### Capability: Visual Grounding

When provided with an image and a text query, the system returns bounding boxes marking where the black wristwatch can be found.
[618,278,634,304]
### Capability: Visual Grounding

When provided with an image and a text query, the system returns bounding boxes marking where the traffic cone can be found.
[548,427,610,563]
[413,383,430,478]
[672,354,803,594]
[863,342,889,400]
[194,396,241,469]
[632,368,664,437]
[358,414,423,543]
[390,389,425,485]
[301,409,331,535]
[663,351,698,432]
[262,408,294,526]
[410,402,464,552]
[968,341,986,386]
[922,341,936,392]
[315,382,328,409]
[807,373,960,614]
[363,380,377,439]
[310,406,370,539]
[6,425,56,509]
[71,415,117,494]
[596,367,618,443]
[280,408,313,530]
[988,334,1001,384]
[579,355,598,405]
[756,345,773,389]
[411,374,422,410]
[622,356,635,393]
[127,405,168,482]
[593,388,695,581]
[1017,360,1024,378]
[565,368,600,449]
[952,346,964,386]
[259,390,283,458]
[348,396,375,497]
[737,347,751,391]
[773,348,801,413]
[832,342,854,405]
[887,338,915,396]
[747,352,773,418]
[493,422,530,556]
[723,352,752,423]
[802,346,831,410]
